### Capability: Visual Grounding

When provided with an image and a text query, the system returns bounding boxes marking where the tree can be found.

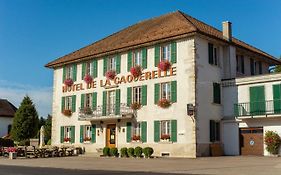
[11,96,39,141]
[273,55,281,73]
[38,117,46,130]
[44,114,52,142]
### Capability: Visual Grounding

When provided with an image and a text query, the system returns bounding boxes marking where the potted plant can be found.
[132,135,141,142]
[84,137,91,142]
[157,98,171,108]
[63,109,72,116]
[130,65,142,78]
[64,137,71,143]
[131,102,141,110]
[83,107,92,115]
[7,147,17,159]
[265,131,281,155]
[158,60,171,71]
[161,134,170,141]
[105,70,116,80]
[64,78,74,86]
[84,74,93,84]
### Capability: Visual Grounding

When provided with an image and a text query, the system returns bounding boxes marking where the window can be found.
[84,93,92,108]
[133,50,142,66]
[132,86,142,104]
[213,83,221,104]
[161,44,171,61]
[250,58,260,75]
[83,125,92,140]
[85,62,92,75]
[133,122,141,136]
[210,120,220,142]
[107,56,116,71]
[64,126,71,139]
[236,55,245,74]
[208,43,219,66]
[160,120,171,136]
[161,82,171,100]
[65,66,73,79]
[258,61,262,74]
[107,90,116,114]
[64,96,72,110]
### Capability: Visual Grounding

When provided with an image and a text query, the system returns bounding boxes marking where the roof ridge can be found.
[177,11,199,31]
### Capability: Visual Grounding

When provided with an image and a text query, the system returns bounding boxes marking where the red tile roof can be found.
[0,99,17,118]
[45,11,280,68]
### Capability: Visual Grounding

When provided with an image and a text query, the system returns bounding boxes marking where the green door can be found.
[273,84,281,114]
[250,86,265,115]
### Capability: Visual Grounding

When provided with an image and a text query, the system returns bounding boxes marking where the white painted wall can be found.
[0,116,12,137]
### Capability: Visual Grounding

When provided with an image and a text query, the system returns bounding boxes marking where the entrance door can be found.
[106,124,116,148]
[240,128,263,155]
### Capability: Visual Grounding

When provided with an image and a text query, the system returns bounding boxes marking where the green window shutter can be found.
[141,121,147,143]
[171,81,177,103]
[116,54,121,74]
[208,43,214,64]
[71,126,75,143]
[82,62,86,80]
[171,120,177,142]
[61,97,65,112]
[127,87,132,106]
[142,85,147,106]
[273,84,281,113]
[72,64,77,81]
[127,51,132,72]
[210,120,215,142]
[154,83,160,104]
[154,121,160,142]
[126,122,132,142]
[213,83,221,104]
[81,94,85,109]
[62,66,66,82]
[115,89,121,115]
[80,125,84,143]
[92,92,97,110]
[60,126,64,143]
[171,42,177,64]
[92,59,98,78]
[142,48,147,69]
[72,95,76,112]
[91,124,96,143]
[103,57,107,76]
[102,91,107,116]
[154,45,160,67]
[250,86,265,115]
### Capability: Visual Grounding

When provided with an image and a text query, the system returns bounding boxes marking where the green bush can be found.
[265,131,281,155]
[120,147,128,157]
[47,139,51,145]
[127,147,135,157]
[143,147,154,158]
[110,147,118,157]
[0,138,14,147]
[134,146,143,158]
[103,147,110,156]
[18,139,30,146]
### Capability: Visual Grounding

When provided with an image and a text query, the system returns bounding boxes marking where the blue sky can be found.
[0,0,280,116]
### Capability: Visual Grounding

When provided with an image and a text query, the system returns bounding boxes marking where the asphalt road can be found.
[0,165,195,175]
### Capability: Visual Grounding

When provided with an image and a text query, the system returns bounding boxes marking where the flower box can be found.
[158,60,171,71]
[63,109,72,116]
[84,74,93,84]
[83,107,92,115]
[158,98,171,108]
[64,138,71,143]
[84,137,92,142]
[130,65,142,78]
[160,134,171,140]
[105,70,116,80]
[131,102,141,110]
[64,78,74,86]
[132,135,141,142]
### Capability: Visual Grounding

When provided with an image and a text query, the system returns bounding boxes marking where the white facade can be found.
[0,116,12,137]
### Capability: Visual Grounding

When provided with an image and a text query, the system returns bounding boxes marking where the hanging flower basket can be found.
[83,107,93,115]
[131,102,141,110]
[63,109,72,116]
[161,134,170,140]
[157,98,171,108]
[64,78,74,86]
[84,74,93,84]
[158,60,171,71]
[64,137,71,142]
[84,137,91,142]
[130,65,142,78]
[265,131,281,155]
[132,135,141,141]
[105,70,116,80]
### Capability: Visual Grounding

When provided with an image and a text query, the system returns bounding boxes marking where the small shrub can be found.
[143,147,154,158]
[134,146,143,158]
[265,131,281,155]
[18,139,30,146]
[110,147,118,157]
[47,139,51,145]
[120,147,128,157]
[127,147,135,157]
[103,147,110,156]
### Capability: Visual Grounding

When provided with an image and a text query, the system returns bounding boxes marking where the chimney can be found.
[222,21,232,41]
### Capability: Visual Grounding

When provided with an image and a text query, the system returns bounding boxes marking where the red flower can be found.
[158,60,171,71]
[132,135,141,141]
[62,109,72,116]
[131,102,141,110]
[105,70,116,80]
[84,137,91,141]
[158,98,171,108]
[161,134,170,140]
[130,65,142,78]
[84,74,93,84]
[64,78,74,86]
[7,147,17,153]
[64,138,71,142]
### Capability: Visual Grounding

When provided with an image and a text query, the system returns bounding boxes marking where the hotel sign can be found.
[62,67,177,93]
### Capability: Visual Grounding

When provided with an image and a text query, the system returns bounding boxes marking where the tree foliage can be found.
[11,96,39,141]
[273,56,281,73]
[44,114,52,142]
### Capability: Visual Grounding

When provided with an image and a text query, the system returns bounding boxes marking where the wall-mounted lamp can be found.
[187,103,195,116]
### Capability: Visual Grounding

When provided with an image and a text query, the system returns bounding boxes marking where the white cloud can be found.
[0,80,52,117]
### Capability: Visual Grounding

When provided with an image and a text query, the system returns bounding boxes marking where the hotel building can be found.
[45,11,280,157]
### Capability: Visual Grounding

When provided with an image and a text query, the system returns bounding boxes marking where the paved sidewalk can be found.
[0,155,281,175]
